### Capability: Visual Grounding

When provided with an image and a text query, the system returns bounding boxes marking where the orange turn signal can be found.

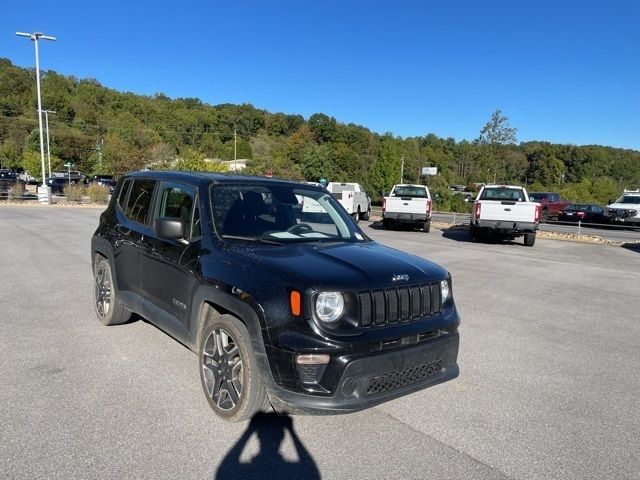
[290,290,301,316]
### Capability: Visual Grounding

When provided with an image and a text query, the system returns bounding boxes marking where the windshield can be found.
[210,183,366,244]
[566,204,588,211]
[528,192,548,201]
[479,187,526,201]
[614,195,640,205]
[392,186,428,198]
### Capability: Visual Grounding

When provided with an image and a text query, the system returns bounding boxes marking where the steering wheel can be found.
[286,223,314,235]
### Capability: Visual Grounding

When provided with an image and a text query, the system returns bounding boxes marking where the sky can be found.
[2,0,639,150]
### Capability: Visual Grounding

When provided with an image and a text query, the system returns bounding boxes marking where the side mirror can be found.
[155,217,184,239]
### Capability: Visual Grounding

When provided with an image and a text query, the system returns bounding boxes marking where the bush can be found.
[64,184,85,202]
[8,182,25,201]
[86,183,109,204]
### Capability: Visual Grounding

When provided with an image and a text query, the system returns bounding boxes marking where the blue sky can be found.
[2,0,639,149]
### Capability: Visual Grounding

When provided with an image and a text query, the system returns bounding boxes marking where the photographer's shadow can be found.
[215,412,321,480]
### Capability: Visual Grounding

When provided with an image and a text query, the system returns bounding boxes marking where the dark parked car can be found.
[0,169,22,197]
[90,174,117,193]
[46,177,68,195]
[558,204,608,224]
[91,171,460,422]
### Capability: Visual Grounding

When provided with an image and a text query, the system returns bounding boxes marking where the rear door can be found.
[113,178,157,295]
[141,180,202,329]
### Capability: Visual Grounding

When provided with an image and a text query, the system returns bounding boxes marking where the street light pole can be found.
[16,31,56,201]
[38,109,56,178]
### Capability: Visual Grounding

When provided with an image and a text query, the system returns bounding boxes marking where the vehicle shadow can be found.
[621,242,640,254]
[214,412,321,480]
[440,225,474,243]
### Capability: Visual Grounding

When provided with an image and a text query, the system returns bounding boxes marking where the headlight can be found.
[440,279,450,302]
[315,292,344,323]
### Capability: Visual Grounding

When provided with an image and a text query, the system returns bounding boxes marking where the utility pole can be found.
[16,31,56,202]
[400,155,405,184]
[38,109,56,178]
[233,128,237,171]
[97,138,104,172]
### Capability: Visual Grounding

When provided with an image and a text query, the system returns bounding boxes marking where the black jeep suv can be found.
[91,171,460,422]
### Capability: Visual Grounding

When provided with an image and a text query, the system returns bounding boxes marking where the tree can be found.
[174,148,227,172]
[20,150,44,180]
[479,109,517,145]
[478,110,518,183]
[0,139,22,169]
[369,136,401,199]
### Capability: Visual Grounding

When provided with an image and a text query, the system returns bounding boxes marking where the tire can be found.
[362,207,371,221]
[352,212,359,223]
[93,256,130,326]
[541,209,549,223]
[524,232,536,247]
[199,313,268,422]
[382,218,392,230]
[423,220,431,233]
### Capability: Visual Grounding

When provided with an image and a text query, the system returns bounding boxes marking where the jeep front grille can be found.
[358,282,442,327]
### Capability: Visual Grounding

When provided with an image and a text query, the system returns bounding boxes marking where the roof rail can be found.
[623,189,640,194]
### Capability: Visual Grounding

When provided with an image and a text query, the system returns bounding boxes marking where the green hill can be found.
[0,57,638,206]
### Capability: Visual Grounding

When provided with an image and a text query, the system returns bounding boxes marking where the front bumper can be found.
[265,331,459,415]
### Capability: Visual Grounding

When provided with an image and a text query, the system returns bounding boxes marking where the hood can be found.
[229,240,448,290]
[606,203,640,211]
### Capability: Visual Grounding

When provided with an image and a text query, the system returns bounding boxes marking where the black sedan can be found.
[557,204,608,224]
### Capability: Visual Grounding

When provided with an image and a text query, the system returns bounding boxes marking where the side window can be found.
[155,181,199,239]
[125,179,156,225]
[117,179,132,210]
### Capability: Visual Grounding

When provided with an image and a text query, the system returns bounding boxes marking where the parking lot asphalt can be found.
[1,206,639,480]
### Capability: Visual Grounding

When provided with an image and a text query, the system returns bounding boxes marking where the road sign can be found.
[421,167,437,175]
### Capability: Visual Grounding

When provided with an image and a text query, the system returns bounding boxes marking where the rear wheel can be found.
[199,313,268,422]
[524,232,536,247]
[352,212,359,223]
[423,220,431,233]
[93,256,130,326]
[362,206,371,221]
[470,225,479,242]
[541,209,549,222]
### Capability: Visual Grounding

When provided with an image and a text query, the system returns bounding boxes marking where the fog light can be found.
[296,354,330,365]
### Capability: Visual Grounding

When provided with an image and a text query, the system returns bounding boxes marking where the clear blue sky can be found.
[2,0,639,149]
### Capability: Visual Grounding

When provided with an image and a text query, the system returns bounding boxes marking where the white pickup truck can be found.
[382,184,432,232]
[326,182,371,222]
[470,185,541,246]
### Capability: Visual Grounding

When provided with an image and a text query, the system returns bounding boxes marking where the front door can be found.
[141,180,201,330]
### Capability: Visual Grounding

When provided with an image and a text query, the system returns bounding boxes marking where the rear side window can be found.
[117,179,132,209]
[125,179,156,224]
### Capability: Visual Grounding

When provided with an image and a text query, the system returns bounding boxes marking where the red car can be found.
[528,192,570,220]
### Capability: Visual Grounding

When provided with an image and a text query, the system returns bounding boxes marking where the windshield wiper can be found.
[221,235,284,245]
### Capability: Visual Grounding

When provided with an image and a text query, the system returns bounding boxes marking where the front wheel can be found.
[524,232,536,247]
[199,313,268,422]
